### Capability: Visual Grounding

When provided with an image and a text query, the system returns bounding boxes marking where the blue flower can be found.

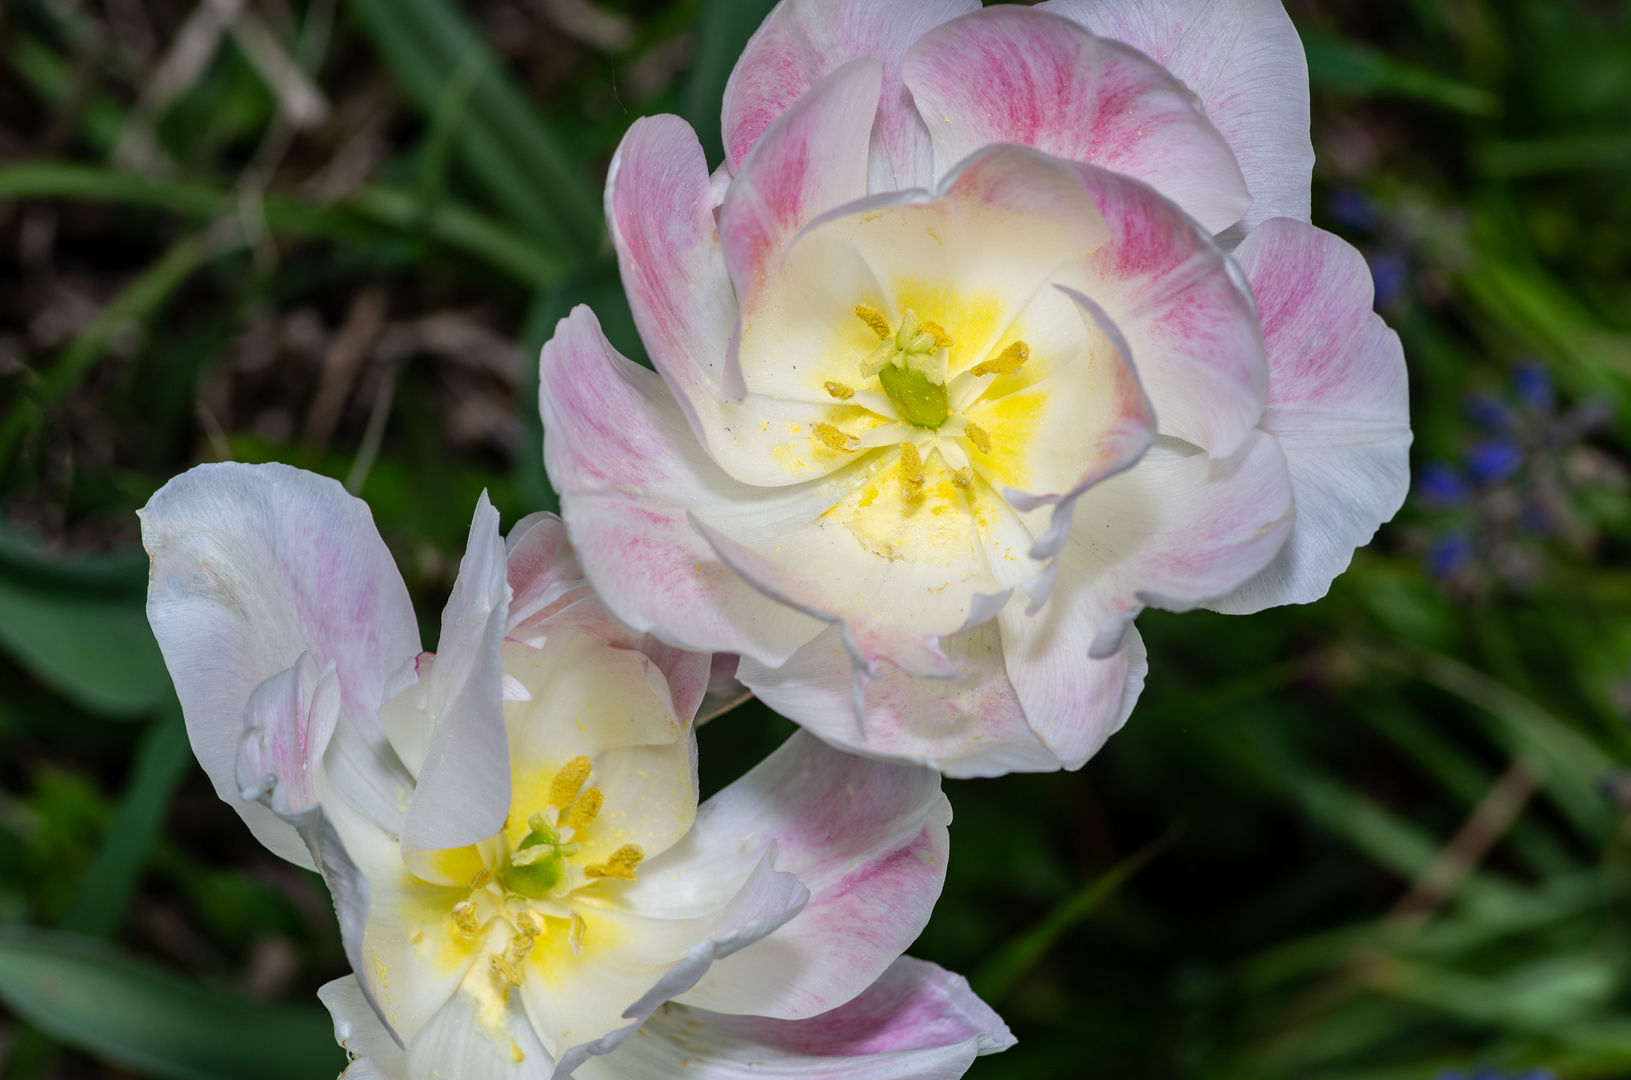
[1465,390,1516,431]
[1368,250,1408,308]
[1427,533,1474,579]
[1512,359,1554,411]
[1328,186,1378,231]
[1418,463,1470,507]
[1466,437,1524,484]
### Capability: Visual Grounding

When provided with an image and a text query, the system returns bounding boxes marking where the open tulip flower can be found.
[141,463,1010,1079]
[541,0,1412,776]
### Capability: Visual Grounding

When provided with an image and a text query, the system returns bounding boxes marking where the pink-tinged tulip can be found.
[141,463,1009,1079]
[540,0,1410,776]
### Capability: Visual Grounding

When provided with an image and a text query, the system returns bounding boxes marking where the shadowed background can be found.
[1,0,1630,1077]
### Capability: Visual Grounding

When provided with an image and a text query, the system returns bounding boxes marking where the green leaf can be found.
[1300,31,1499,116]
[0,927,343,1080]
[0,539,171,719]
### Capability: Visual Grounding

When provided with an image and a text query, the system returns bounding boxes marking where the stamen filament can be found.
[566,788,602,830]
[568,912,586,957]
[899,441,925,500]
[549,756,592,808]
[970,341,1028,377]
[855,304,892,340]
[814,422,856,452]
[585,844,645,880]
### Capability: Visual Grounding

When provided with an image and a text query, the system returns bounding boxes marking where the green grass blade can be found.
[0,927,343,1080]
[59,709,191,937]
[1300,30,1500,116]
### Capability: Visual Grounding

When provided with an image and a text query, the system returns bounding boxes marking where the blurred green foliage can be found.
[1,0,1630,1078]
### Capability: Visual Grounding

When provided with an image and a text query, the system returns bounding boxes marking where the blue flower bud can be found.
[1466,437,1524,484]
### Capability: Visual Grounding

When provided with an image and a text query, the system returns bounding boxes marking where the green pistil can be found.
[879,364,950,428]
[505,812,579,899]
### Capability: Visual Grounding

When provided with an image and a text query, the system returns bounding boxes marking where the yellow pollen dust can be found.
[452,900,480,937]
[585,844,644,880]
[899,441,925,500]
[550,756,591,808]
[920,320,955,349]
[824,380,854,400]
[566,787,602,830]
[970,341,1029,377]
[952,466,974,489]
[855,304,892,340]
[814,422,855,452]
[471,869,492,890]
[963,422,992,455]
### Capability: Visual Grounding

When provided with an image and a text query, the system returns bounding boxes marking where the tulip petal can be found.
[1038,0,1312,234]
[142,463,420,868]
[399,493,512,853]
[903,6,1251,234]
[721,0,979,191]
[1056,163,1268,458]
[596,729,950,1020]
[577,957,1013,1080]
[504,512,587,632]
[319,977,408,1080]
[607,115,740,449]
[739,623,1062,777]
[1004,431,1290,766]
[501,630,696,867]
[537,846,811,1078]
[540,305,831,666]
[1210,218,1412,613]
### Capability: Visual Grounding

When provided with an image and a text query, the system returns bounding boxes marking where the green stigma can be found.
[506,811,579,898]
[855,306,952,429]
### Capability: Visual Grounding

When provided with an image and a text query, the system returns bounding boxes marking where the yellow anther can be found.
[568,912,586,957]
[491,951,525,986]
[510,931,535,963]
[585,844,645,880]
[899,441,925,500]
[814,423,855,453]
[550,756,592,808]
[970,341,1029,377]
[470,869,492,890]
[920,320,955,349]
[824,380,854,400]
[516,910,541,938]
[952,467,974,490]
[855,304,892,340]
[566,788,602,831]
[963,422,992,455]
[452,900,480,937]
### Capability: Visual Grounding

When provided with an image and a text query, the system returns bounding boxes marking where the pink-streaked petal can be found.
[721,0,979,190]
[1056,162,1267,457]
[738,623,1062,777]
[903,6,1251,234]
[579,957,1013,1080]
[142,462,420,868]
[1211,217,1411,613]
[1039,0,1312,234]
[400,493,511,853]
[548,847,812,1078]
[1006,431,1291,766]
[504,511,585,631]
[608,730,948,1020]
[540,306,830,666]
[607,114,740,441]
[720,58,881,375]
[235,653,339,816]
